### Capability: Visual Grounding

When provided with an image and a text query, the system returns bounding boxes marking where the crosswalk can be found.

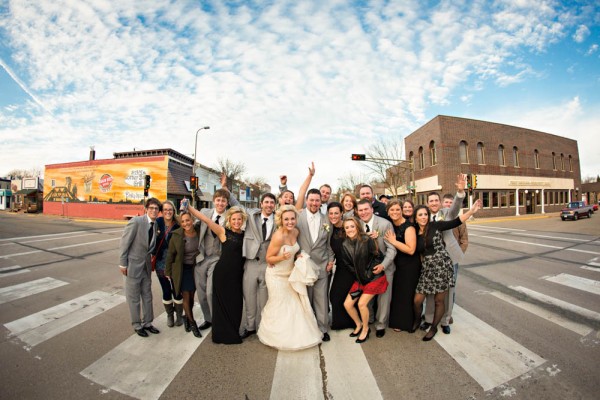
[1,260,598,398]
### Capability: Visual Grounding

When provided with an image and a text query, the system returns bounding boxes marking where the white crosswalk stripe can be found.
[543,273,600,295]
[270,347,324,400]
[4,290,125,347]
[0,265,30,278]
[0,277,68,305]
[434,305,546,392]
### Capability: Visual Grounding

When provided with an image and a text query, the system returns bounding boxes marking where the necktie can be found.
[262,217,268,240]
[212,215,221,238]
[148,222,154,245]
[433,215,437,222]
[365,224,370,233]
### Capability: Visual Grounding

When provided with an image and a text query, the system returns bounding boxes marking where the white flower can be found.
[323,223,330,232]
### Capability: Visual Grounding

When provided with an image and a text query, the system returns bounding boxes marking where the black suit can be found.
[372,199,389,221]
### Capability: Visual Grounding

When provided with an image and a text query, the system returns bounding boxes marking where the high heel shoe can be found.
[422,327,437,342]
[349,325,363,337]
[409,318,420,333]
[190,321,202,338]
[183,317,191,332]
[356,328,371,344]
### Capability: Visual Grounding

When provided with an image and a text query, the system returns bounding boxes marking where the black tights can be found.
[182,290,195,322]
[412,291,447,336]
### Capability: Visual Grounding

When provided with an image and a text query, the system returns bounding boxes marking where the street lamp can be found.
[192,126,210,207]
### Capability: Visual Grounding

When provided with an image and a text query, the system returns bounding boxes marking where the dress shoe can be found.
[198,321,212,330]
[322,332,330,342]
[135,328,148,337]
[376,329,385,338]
[144,325,160,334]
[349,325,362,337]
[422,327,438,342]
[356,328,371,344]
[190,321,202,338]
[419,322,431,331]
[183,318,191,332]
[441,325,451,334]
[240,329,256,339]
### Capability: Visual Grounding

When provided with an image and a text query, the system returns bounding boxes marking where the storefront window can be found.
[509,191,515,207]
[501,192,508,207]
[492,191,499,208]
[482,191,490,208]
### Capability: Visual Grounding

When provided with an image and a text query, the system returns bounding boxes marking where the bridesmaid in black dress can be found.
[327,202,355,330]
[194,206,247,344]
[384,200,420,332]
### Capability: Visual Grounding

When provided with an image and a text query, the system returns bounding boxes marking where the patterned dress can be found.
[416,218,462,295]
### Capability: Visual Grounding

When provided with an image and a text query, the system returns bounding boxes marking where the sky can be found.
[1,0,599,193]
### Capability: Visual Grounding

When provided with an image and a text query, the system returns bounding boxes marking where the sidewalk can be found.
[469,212,560,225]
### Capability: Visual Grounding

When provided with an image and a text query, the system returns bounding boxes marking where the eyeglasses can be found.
[163,209,174,212]
[147,206,160,210]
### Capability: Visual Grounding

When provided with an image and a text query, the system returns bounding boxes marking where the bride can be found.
[258,205,322,350]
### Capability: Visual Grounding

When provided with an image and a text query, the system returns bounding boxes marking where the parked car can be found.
[593,202,599,212]
[560,201,593,221]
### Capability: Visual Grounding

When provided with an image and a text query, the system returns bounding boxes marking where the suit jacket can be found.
[297,209,334,279]
[195,208,222,264]
[119,215,156,279]
[361,215,396,271]
[434,192,465,264]
[453,223,468,254]
[243,209,273,260]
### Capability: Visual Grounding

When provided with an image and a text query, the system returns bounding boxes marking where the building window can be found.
[560,153,564,171]
[513,146,519,167]
[552,152,556,170]
[509,191,515,207]
[418,147,424,170]
[409,151,414,168]
[459,141,469,164]
[429,141,437,166]
[501,191,508,207]
[568,155,573,172]
[482,191,490,208]
[492,191,499,207]
[498,145,505,166]
[477,142,485,165]
[534,149,540,169]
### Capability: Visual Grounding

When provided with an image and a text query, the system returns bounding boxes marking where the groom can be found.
[297,188,335,341]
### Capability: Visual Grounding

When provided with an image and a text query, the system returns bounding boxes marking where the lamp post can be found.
[192,126,210,208]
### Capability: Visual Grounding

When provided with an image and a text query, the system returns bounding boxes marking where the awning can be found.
[15,189,38,195]
[0,189,12,196]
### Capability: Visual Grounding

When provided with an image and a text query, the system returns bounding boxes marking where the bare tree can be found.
[362,136,408,197]
[4,167,42,179]
[246,176,268,199]
[337,172,372,195]
[216,158,246,190]
[582,175,600,184]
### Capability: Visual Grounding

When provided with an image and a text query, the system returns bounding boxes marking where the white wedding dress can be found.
[258,242,322,350]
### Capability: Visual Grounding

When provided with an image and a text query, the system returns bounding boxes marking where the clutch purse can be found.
[349,289,363,299]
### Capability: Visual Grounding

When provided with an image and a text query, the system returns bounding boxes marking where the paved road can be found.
[0,211,598,399]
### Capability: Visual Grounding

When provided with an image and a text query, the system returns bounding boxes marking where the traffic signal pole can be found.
[351,154,416,203]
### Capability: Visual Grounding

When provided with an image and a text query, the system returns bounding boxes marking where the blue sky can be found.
[0,0,598,192]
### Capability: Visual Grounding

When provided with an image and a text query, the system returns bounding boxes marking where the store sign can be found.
[508,180,551,187]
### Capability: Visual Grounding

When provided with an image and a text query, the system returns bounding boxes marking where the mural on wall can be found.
[44,158,168,203]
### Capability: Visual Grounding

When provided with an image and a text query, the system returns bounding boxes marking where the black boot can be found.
[174,303,184,327]
[164,303,175,328]
[183,316,191,332]
[190,320,202,338]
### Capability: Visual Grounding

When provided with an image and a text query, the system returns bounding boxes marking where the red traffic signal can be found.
[351,154,366,161]
[190,175,198,190]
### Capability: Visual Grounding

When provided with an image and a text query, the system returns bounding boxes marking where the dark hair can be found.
[146,197,162,209]
[327,201,343,213]
[320,184,332,191]
[306,188,321,199]
[427,192,440,202]
[442,193,454,201]
[379,194,389,200]
[357,198,372,208]
[279,189,295,201]
[213,189,230,201]
[261,193,276,203]
[359,184,373,193]
[413,204,431,246]
[402,199,415,220]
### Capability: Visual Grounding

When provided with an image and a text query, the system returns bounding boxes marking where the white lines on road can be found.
[470,226,526,232]
[81,309,208,400]
[0,265,29,277]
[0,277,68,305]
[0,238,120,259]
[270,347,324,400]
[4,291,125,347]
[475,235,600,255]
[320,330,383,400]
[511,286,600,322]
[470,227,598,244]
[489,291,593,336]
[581,266,600,272]
[543,273,600,295]
[434,305,545,392]
[0,229,123,243]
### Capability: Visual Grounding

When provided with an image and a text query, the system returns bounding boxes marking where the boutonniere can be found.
[436,215,444,221]
[323,223,330,233]
[157,229,162,235]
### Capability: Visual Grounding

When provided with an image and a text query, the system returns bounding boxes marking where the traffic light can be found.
[472,174,478,189]
[466,174,472,189]
[190,175,198,190]
[145,174,151,189]
[143,188,149,197]
[351,154,366,161]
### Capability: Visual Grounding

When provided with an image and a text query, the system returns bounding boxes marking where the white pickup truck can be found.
[560,201,593,221]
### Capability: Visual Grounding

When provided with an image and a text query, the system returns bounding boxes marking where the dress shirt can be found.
[261,213,274,240]
[308,211,320,243]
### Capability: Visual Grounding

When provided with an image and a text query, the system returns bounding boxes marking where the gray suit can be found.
[194,208,225,324]
[297,209,334,333]
[425,192,465,325]
[361,215,397,330]
[119,215,157,330]
[241,209,273,331]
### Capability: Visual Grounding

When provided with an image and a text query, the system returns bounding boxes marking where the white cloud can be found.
[573,24,590,43]
[586,44,598,56]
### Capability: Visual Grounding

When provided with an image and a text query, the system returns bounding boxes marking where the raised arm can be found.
[294,162,315,210]
[266,231,290,265]
[447,173,467,219]
[459,199,481,223]
[187,204,226,242]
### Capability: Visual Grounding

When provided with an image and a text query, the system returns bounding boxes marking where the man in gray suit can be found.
[296,188,335,341]
[421,174,467,333]
[356,198,397,338]
[119,198,161,337]
[231,193,277,339]
[188,188,231,330]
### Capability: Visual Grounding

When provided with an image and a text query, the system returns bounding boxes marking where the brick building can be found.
[403,115,581,217]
